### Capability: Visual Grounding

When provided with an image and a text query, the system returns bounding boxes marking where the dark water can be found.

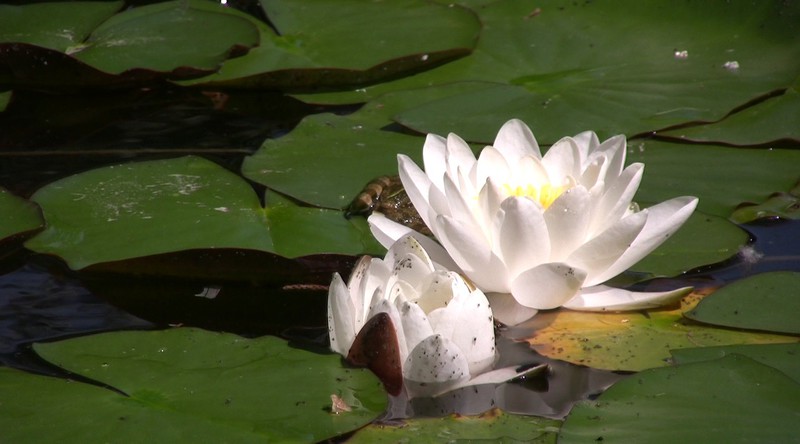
[2,86,799,420]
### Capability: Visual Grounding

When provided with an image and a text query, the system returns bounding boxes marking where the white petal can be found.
[543,186,592,259]
[498,197,550,276]
[443,172,477,228]
[572,131,600,161]
[542,137,581,181]
[368,212,409,249]
[588,163,644,236]
[387,235,434,268]
[417,271,468,313]
[436,215,510,292]
[563,284,692,311]
[327,273,356,356]
[510,262,587,310]
[476,146,511,185]
[579,155,605,189]
[427,288,496,376]
[513,155,551,187]
[389,250,435,292]
[595,134,627,183]
[493,119,541,161]
[568,209,649,286]
[403,334,471,398]
[422,134,447,190]
[476,178,504,233]
[586,196,698,285]
[398,154,436,230]
[356,257,390,325]
[459,362,548,387]
[398,300,434,352]
[445,133,477,179]
[367,213,463,275]
[486,292,538,326]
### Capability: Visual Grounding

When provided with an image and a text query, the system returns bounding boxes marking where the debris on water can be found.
[673,50,688,59]
[723,61,740,71]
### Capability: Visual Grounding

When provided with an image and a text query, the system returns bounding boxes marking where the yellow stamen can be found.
[503,183,567,209]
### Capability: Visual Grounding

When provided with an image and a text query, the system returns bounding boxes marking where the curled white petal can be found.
[563,284,693,311]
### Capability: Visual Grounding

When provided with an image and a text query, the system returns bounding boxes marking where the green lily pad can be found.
[629,211,749,277]
[628,140,800,218]
[0,187,43,242]
[685,271,800,335]
[298,0,800,146]
[0,1,259,88]
[243,113,422,210]
[0,90,10,111]
[183,0,480,89]
[0,1,122,51]
[265,190,382,258]
[242,81,497,210]
[660,84,800,146]
[730,179,800,223]
[349,409,559,443]
[671,343,800,384]
[24,156,380,273]
[524,292,796,371]
[559,354,800,443]
[0,328,386,443]
[73,0,258,75]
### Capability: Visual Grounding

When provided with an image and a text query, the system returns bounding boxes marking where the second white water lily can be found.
[328,235,530,398]
[369,119,697,325]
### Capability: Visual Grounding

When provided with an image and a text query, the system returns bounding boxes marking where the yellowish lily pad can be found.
[523,291,798,371]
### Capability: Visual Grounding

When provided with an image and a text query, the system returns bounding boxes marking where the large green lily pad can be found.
[660,83,800,146]
[242,81,499,210]
[671,343,800,384]
[183,0,480,89]
[299,0,800,146]
[0,0,259,88]
[348,409,559,443]
[73,0,258,75]
[524,292,797,371]
[685,271,800,335]
[24,156,380,272]
[0,328,386,443]
[559,354,800,443]
[0,1,122,51]
[628,141,800,218]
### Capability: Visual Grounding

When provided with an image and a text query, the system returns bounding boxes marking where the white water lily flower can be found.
[369,119,697,325]
[328,235,530,398]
